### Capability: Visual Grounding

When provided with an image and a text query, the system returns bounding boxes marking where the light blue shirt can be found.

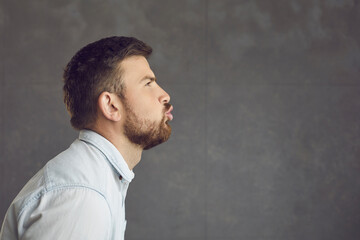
[0,130,134,240]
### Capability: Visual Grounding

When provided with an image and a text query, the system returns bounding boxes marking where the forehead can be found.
[119,55,154,80]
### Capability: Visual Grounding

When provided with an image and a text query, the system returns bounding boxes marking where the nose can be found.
[158,86,170,104]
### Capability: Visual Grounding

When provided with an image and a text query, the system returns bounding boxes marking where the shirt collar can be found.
[78,129,135,182]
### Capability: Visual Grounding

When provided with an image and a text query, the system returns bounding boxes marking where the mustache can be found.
[163,103,172,113]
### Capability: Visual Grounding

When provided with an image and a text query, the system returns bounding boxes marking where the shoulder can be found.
[13,187,112,240]
[44,139,111,190]
[11,139,116,223]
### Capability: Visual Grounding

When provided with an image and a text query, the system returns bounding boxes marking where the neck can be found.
[90,126,143,171]
[113,137,143,170]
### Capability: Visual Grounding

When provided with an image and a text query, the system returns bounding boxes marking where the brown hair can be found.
[63,36,152,130]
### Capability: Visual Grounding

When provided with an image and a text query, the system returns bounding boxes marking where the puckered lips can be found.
[165,105,173,121]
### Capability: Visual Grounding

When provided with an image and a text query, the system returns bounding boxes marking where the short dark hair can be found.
[63,36,152,130]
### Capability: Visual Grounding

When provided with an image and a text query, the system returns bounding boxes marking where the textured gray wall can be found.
[1,0,360,239]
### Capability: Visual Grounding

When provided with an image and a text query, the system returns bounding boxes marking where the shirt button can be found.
[119,175,123,180]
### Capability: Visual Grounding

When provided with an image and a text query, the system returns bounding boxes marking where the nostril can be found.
[160,94,170,104]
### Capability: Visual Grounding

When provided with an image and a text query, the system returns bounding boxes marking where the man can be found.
[0,36,173,239]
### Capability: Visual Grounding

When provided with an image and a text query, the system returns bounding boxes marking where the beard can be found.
[123,101,172,150]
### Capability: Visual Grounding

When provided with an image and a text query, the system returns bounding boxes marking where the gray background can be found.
[1,0,360,239]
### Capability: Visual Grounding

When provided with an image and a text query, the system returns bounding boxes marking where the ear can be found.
[97,92,122,122]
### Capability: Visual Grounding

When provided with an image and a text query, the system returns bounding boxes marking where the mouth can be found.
[165,105,173,121]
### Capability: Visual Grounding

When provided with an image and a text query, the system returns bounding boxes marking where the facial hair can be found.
[123,102,172,150]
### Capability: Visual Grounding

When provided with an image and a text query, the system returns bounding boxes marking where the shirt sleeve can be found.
[17,187,111,240]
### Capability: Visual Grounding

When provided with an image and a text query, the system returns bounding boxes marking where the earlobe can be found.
[98,92,122,122]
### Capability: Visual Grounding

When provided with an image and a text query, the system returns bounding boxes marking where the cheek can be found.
[126,90,161,118]
[128,99,156,118]
[143,103,164,121]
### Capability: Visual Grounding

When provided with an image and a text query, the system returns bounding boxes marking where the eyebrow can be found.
[140,75,157,82]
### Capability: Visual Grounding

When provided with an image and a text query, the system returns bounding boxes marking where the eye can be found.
[145,81,152,86]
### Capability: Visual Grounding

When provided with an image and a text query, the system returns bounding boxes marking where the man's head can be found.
[63,36,172,150]
[63,36,152,129]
